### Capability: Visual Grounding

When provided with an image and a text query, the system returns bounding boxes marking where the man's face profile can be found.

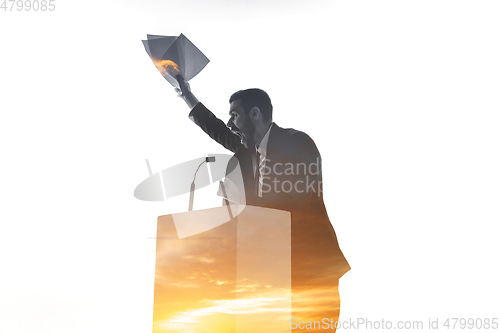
[227,99,255,147]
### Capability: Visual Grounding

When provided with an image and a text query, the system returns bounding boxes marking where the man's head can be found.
[226,88,273,147]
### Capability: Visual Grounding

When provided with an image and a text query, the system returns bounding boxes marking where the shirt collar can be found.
[256,123,273,157]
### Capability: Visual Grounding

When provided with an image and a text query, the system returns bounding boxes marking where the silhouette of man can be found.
[175,80,350,332]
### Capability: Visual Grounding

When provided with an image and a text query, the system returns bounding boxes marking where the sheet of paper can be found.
[142,34,210,88]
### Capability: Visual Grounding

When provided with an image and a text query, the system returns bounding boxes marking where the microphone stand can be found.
[189,156,215,211]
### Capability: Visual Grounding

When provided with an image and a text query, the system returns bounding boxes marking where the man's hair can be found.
[229,88,273,122]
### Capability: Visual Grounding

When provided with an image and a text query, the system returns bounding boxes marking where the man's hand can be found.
[175,78,199,110]
[174,77,190,97]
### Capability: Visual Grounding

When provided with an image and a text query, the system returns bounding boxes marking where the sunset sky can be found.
[153,206,292,332]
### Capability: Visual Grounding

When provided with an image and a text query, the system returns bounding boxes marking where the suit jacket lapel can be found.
[266,122,282,167]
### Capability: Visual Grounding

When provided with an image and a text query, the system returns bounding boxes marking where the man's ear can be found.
[250,106,261,121]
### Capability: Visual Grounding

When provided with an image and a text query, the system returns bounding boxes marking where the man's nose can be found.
[226,120,234,129]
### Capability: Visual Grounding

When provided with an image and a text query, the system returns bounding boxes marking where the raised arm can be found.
[174,79,243,153]
[175,78,199,110]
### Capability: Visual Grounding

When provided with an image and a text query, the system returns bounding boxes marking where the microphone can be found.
[189,156,216,211]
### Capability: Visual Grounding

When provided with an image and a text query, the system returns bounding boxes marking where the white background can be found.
[1,0,499,332]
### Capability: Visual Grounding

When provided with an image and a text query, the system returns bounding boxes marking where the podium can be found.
[152,205,292,333]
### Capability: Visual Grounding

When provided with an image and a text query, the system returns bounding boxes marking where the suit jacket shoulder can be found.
[268,124,321,163]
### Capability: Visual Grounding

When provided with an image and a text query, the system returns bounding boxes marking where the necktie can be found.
[255,148,265,197]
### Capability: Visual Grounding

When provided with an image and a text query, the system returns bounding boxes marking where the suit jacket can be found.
[189,103,350,280]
